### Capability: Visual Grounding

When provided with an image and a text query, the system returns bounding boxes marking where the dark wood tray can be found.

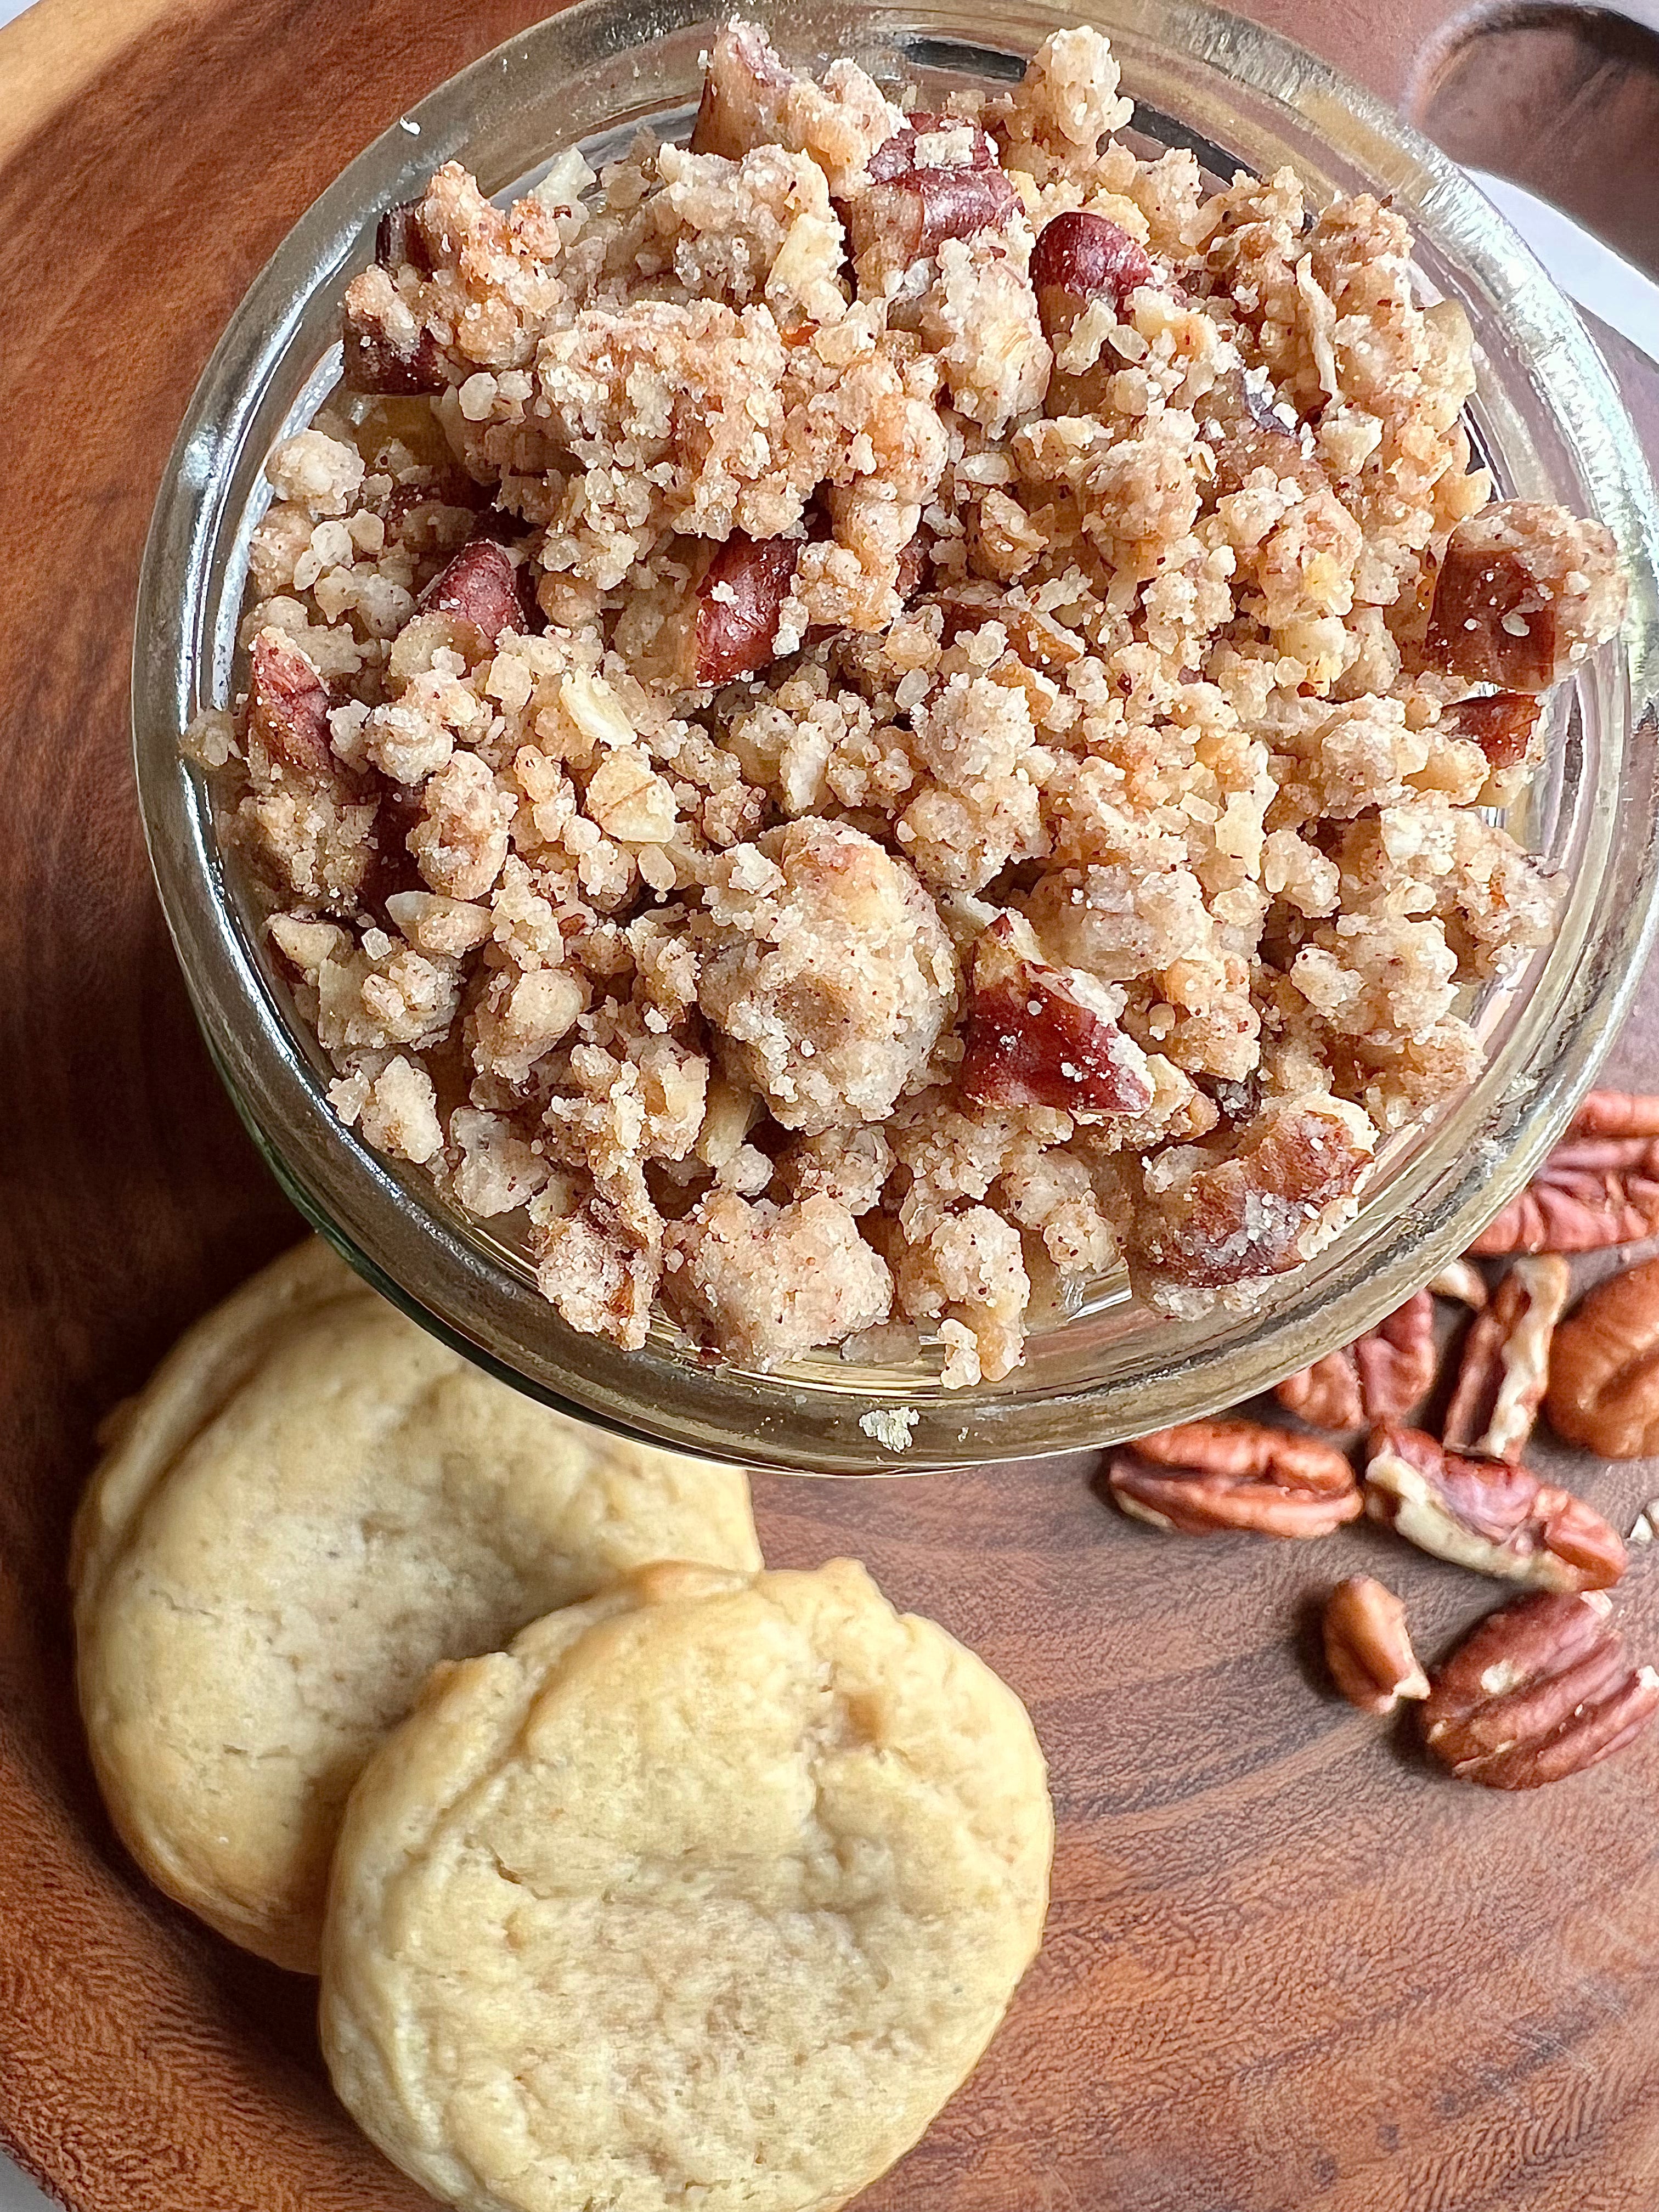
[3,2,1658,2206]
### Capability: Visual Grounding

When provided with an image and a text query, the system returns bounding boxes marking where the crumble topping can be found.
[189,22,1626,1383]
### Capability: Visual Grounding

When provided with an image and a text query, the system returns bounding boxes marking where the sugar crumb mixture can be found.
[189,22,1626,1386]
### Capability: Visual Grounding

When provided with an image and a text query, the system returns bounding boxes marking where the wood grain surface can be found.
[3,2,1659,2209]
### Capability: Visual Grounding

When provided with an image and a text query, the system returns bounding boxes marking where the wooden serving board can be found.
[4,3,1659,2208]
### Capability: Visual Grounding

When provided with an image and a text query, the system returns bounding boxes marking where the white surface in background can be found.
[0,8,1654,2204]
[1469,167,1659,365]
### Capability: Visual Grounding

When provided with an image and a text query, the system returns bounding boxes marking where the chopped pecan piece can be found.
[1441,690,1541,769]
[1276,1289,1437,1430]
[1546,1252,1659,1458]
[695,533,800,684]
[933,586,1085,670]
[342,321,447,396]
[1364,1423,1625,1591]
[1323,1577,1429,1714]
[416,539,530,650]
[374,198,435,274]
[959,915,1153,1116]
[1442,1255,1570,1460]
[1471,1129,1659,1256]
[246,628,337,781]
[866,111,997,182]
[529,1195,662,1353]
[1424,501,1626,692]
[1029,210,1156,345]
[1420,1590,1659,1789]
[1134,1098,1374,1292]
[1106,1420,1360,1538]
[688,21,797,160]
[842,120,1018,280]
[630,533,800,690]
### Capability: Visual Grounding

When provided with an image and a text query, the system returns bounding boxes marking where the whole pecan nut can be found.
[1323,1577,1429,1714]
[1107,1420,1359,1539]
[1363,1423,1625,1591]
[1472,1091,1659,1255]
[1275,1288,1436,1430]
[1420,1589,1659,1788]
[1442,1255,1570,1462]
[1546,1252,1659,1458]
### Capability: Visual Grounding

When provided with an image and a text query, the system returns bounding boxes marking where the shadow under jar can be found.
[133,0,1659,1473]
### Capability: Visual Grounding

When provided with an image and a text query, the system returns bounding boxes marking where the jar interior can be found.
[141,0,1659,1470]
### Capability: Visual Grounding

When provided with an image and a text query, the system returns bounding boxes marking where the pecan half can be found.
[1107,1420,1360,1539]
[1427,1259,1488,1311]
[959,915,1153,1116]
[1570,1090,1659,1141]
[1364,1423,1625,1591]
[1441,690,1541,769]
[1030,210,1156,345]
[417,539,530,651]
[1323,1577,1429,1714]
[1472,1127,1659,1256]
[1353,1289,1438,1421]
[688,22,794,160]
[1442,1255,1570,1461]
[1420,1590,1659,1788]
[1276,1289,1436,1430]
[1547,1252,1659,1458]
[1276,1348,1363,1431]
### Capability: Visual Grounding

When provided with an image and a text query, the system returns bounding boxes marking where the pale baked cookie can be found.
[72,1239,761,1973]
[320,1559,1052,2212]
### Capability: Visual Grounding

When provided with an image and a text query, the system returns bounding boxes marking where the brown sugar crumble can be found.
[187,24,1626,1386]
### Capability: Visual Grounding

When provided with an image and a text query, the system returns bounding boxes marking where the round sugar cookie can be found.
[72,1240,761,1973]
[319,1559,1052,2212]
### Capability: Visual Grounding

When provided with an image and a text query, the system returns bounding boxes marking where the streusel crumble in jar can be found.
[187,22,1626,1386]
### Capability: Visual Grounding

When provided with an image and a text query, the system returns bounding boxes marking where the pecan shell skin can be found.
[1546,1253,1659,1459]
[1421,1590,1659,1788]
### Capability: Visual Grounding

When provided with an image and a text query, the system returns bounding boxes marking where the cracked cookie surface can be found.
[319,1558,1053,2212]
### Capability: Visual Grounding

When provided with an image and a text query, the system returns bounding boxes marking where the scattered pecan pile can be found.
[1104,1089,1659,1791]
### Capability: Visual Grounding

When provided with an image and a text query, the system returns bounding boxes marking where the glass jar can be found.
[133,0,1659,1471]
